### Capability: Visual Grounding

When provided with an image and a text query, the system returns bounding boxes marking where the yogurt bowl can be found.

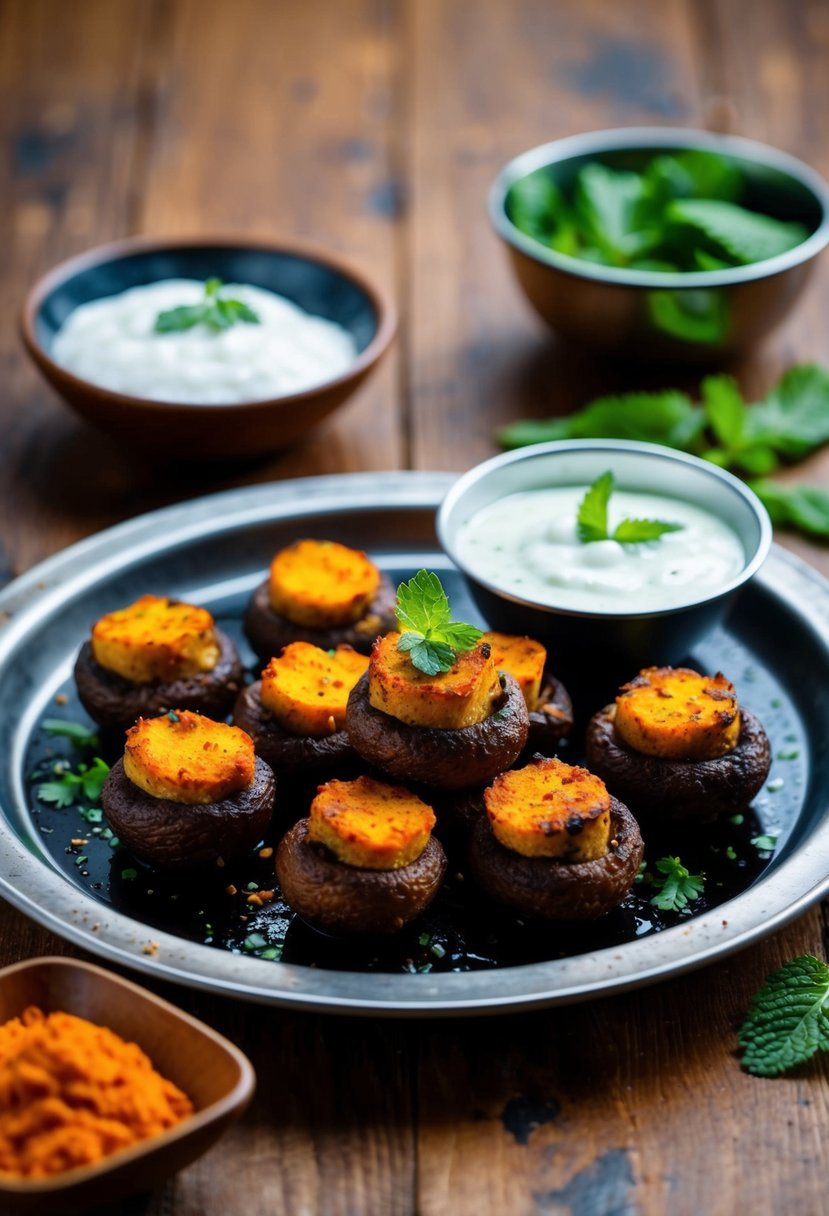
[437,440,772,688]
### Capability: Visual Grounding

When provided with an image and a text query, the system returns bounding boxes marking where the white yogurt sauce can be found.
[52,279,358,404]
[455,486,746,612]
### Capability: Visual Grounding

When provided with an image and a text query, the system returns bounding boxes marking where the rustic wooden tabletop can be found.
[3,1,829,1213]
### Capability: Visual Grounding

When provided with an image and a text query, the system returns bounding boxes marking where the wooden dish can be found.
[19,235,396,460]
[0,956,255,1214]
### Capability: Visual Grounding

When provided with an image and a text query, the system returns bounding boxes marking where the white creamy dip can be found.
[455,486,746,613]
[52,280,358,404]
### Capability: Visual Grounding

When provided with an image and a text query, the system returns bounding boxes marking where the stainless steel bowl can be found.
[437,440,772,688]
[489,127,829,361]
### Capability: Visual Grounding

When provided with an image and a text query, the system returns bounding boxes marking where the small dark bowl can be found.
[490,127,829,361]
[20,235,396,460]
[437,440,772,693]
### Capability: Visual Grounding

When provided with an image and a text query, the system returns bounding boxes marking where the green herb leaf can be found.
[36,757,110,810]
[612,517,683,543]
[507,171,570,244]
[497,390,705,453]
[750,480,829,539]
[576,471,613,542]
[394,570,482,676]
[701,374,747,450]
[751,833,778,852]
[41,719,100,749]
[667,199,808,265]
[576,471,682,546]
[745,365,829,460]
[575,164,653,265]
[739,954,829,1076]
[154,279,261,334]
[649,856,705,912]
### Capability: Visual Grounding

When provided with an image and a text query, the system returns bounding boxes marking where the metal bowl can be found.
[437,440,772,688]
[20,234,396,460]
[489,127,829,361]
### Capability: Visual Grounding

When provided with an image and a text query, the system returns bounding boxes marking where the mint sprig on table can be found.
[577,470,682,545]
[154,277,261,334]
[739,954,829,1076]
[497,364,829,541]
[507,149,808,272]
[396,570,482,676]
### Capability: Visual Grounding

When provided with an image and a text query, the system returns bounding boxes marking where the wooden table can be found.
[3,2,829,1212]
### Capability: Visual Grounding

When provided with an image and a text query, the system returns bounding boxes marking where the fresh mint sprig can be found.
[154,278,260,334]
[739,954,829,1076]
[395,570,482,676]
[576,470,682,545]
[497,364,829,541]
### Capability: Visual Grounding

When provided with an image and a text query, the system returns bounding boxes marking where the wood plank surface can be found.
[2,2,829,1214]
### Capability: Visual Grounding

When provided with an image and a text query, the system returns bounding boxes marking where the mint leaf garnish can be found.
[576,471,681,546]
[649,856,704,912]
[154,278,261,334]
[576,470,613,542]
[739,954,829,1076]
[395,570,482,676]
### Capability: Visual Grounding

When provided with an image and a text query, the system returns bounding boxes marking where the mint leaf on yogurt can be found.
[154,278,261,334]
[576,471,683,545]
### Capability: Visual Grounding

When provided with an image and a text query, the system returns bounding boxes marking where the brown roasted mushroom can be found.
[467,755,643,920]
[233,680,359,781]
[243,540,397,660]
[101,712,275,867]
[276,776,447,935]
[346,668,529,790]
[75,596,243,732]
[584,666,771,821]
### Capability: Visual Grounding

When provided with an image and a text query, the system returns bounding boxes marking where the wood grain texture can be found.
[2,1,829,1213]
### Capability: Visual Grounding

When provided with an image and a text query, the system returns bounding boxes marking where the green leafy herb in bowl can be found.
[508,149,809,273]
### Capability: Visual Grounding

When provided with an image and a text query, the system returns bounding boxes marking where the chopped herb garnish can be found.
[167,710,180,723]
[79,807,104,824]
[37,757,110,809]
[243,933,268,952]
[395,570,482,676]
[120,868,138,881]
[739,954,829,1076]
[576,471,682,545]
[649,856,705,912]
[154,277,260,334]
[751,833,778,853]
[42,719,100,749]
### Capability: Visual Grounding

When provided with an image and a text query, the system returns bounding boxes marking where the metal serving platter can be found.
[1,471,828,1017]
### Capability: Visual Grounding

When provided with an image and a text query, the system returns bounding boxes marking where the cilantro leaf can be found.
[36,780,78,809]
[394,570,482,675]
[395,570,450,635]
[649,856,704,912]
[36,757,110,810]
[154,278,261,334]
[576,471,613,542]
[41,719,100,749]
[612,517,683,543]
[574,164,656,265]
[739,954,829,1076]
[667,199,808,265]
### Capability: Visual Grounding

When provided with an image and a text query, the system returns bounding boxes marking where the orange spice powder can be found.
[0,1005,193,1178]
